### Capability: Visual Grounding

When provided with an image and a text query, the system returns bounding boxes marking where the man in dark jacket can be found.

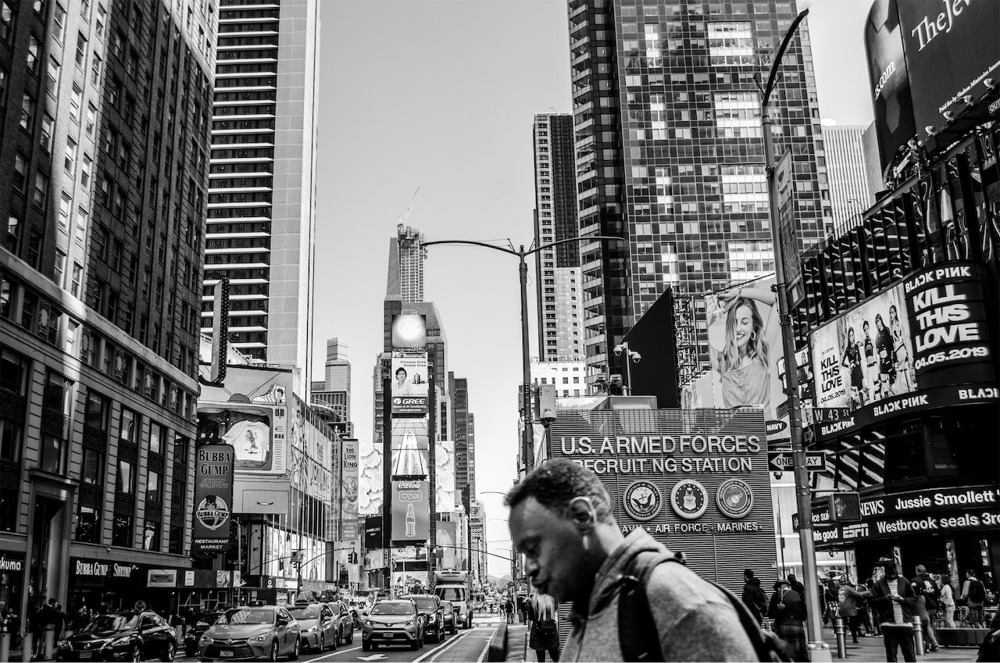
[869,560,918,662]
[742,569,768,624]
[912,565,939,652]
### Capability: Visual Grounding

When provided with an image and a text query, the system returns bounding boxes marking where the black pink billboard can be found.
[809,262,995,439]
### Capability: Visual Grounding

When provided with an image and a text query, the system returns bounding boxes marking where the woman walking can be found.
[528,594,560,662]
[769,579,808,662]
[940,574,957,628]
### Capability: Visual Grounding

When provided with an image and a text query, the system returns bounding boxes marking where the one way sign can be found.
[767,451,827,472]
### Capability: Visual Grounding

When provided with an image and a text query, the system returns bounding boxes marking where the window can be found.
[70,263,82,296]
[115,458,133,493]
[75,31,87,66]
[146,469,161,503]
[142,520,159,551]
[52,2,65,42]
[42,371,71,413]
[81,447,103,485]
[0,486,17,532]
[85,103,96,134]
[12,153,26,192]
[20,93,35,131]
[53,249,65,286]
[40,434,64,473]
[74,504,99,542]
[173,434,188,464]
[32,171,48,209]
[40,113,53,151]
[26,35,39,73]
[119,408,138,443]
[0,347,29,396]
[68,84,81,122]
[111,514,132,547]
[0,419,22,462]
[45,55,58,96]
[64,137,77,176]
[81,154,92,187]
[90,54,101,85]
[84,390,108,429]
[0,1,13,43]
[149,423,164,455]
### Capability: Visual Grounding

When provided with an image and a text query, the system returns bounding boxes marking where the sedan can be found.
[361,600,423,651]
[183,611,226,657]
[56,611,177,662]
[287,603,337,653]
[331,601,355,646]
[198,606,300,661]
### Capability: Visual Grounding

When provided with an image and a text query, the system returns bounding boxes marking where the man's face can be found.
[884,565,898,579]
[509,497,592,604]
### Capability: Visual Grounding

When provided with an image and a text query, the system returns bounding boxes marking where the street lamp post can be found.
[758,8,830,660]
[424,236,625,475]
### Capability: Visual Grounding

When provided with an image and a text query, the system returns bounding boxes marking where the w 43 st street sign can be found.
[767,451,828,473]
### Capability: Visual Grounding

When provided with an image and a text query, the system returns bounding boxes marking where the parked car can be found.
[197,605,300,661]
[56,611,178,662]
[183,610,226,657]
[401,594,445,643]
[361,600,423,651]
[287,602,338,652]
[331,601,355,646]
[440,600,457,635]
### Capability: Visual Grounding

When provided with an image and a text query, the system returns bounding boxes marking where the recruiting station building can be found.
[549,407,777,593]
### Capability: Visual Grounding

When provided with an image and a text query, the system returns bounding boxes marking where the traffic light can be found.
[536,384,556,427]
[827,492,861,523]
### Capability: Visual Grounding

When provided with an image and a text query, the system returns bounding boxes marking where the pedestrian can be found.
[742,569,768,625]
[837,577,868,643]
[506,459,757,661]
[516,593,527,624]
[977,612,1000,663]
[939,574,957,628]
[961,570,987,628]
[869,559,917,662]
[528,593,560,662]
[504,597,514,624]
[769,579,807,662]
[787,573,806,599]
[911,565,939,652]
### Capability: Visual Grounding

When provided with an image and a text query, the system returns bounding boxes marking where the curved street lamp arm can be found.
[522,235,626,258]
[762,8,809,110]
[423,239,520,257]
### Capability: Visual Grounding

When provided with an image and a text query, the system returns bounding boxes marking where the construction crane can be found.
[397,187,420,227]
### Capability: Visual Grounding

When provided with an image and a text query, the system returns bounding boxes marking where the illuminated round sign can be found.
[716,479,754,519]
[670,479,708,520]
[622,480,662,522]
[195,495,231,530]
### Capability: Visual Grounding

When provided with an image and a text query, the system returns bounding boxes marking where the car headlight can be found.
[110,637,131,648]
[248,634,268,643]
[364,620,372,628]
[306,625,318,633]
[428,614,436,623]
[200,635,213,644]
[404,619,414,627]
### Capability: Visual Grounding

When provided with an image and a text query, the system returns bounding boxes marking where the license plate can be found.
[79,653,92,659]
[221,652,234,657]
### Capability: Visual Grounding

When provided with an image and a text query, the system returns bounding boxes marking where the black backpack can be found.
[969,578,986,604]
[915,576,939,612]
[617,551,794,662]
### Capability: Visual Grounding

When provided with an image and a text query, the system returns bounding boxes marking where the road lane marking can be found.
[412,627,480,663]
[310,643,362,661]
[476,626,500,663]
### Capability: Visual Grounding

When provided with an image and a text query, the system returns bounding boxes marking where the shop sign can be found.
[192,443,235,555]
[813,508,1000,547]
[0,554,24,572]
[74,560,138,579]
[184,571,195,586]
[147,570,177,588]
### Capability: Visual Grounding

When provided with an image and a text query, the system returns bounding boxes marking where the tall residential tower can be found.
[824,124,875,236]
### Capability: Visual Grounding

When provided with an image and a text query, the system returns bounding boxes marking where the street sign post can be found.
[768,450,827,472]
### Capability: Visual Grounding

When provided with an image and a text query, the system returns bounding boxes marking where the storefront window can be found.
[111,514,132,547]
[81,447,103,485]
[74,504,99,542]
[115,458,133,493]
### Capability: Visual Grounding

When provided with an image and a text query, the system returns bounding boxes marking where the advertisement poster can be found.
[364,515,383,551]
[391,480,430,543]
[548,408,775,591]
[682,275,788,441]
[435,438,456,511]
[340,439,359,541]
[390,418,429,477]
[864,0,917,171]
[437,521,458,568]
[391,314,427,349]
[391,352,429,415]
[192,444,235,555]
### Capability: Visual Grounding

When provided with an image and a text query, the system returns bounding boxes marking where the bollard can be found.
[912,616,924,656]
[833,617,847,659]
[43,627,55,661]
[20,634,31,663]
[0,632,10,663]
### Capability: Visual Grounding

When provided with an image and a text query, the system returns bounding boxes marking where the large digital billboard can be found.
[549,408,776,592]
[682,276,790,442]
[192,443,235,556]
[809,262,995,439]
[341,439,359,541]
[391,480,430,543]
[435,438,456,511]
[864,0,917,172]
[390,418,429,477]
[391,352,429,415]
[391,314,427,349]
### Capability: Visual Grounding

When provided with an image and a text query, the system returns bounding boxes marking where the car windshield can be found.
[217,608,274,625]
[82,614,138,633]
[371,603,412,616]
[441,602,453,612]
[287,606,319,620]
[436,588,465,602]
[409,598,436,611]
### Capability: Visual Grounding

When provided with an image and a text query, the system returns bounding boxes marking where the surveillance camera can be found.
[631,352,641,364]
[613,345,623,357]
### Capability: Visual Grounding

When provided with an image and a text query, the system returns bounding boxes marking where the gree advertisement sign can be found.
[192,444,235,555]
[391,352,429,415]
[549,408,776,589]
[391,480,430,543]
[808,262,995,439]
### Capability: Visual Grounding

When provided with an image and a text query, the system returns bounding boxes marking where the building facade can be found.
[202,0,320,396]
[532,113,583,362]
[565,0,831,384]
[824,124,875,236]
[530,358,588,398]
[0,0,215,618]
[310,336,352,436]
[449,373,475,499]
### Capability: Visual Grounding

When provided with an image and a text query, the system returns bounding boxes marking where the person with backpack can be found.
[769,579,807,662]
[911,565,939,652]
[742,569,768,626]
[506,459,762,661]
[504,596,515,624]
[837,577,868,644]
[962,570,987,628]
[528,593,561,662]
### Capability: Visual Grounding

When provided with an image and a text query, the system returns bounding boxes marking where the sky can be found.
[315,0,876,578]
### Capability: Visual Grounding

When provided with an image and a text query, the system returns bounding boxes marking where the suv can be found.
[362,600,423,651]
[400,595,445,643]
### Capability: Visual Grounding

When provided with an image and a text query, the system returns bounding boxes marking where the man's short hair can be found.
[915,564,926,574]
[505,459,614,524]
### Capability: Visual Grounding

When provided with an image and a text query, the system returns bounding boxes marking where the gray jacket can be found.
[561,529,757,661]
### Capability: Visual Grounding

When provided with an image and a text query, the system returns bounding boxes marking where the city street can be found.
[173,615,505,663]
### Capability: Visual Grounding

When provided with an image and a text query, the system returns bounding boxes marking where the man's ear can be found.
[568,496,596,533]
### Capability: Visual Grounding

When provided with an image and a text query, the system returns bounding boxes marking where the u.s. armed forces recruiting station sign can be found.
[549,408,776,588]
[192,443,236,555]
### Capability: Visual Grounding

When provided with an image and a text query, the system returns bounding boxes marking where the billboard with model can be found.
[391,352,429,415]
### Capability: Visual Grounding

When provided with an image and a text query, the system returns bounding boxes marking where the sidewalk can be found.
[506,624,528,662]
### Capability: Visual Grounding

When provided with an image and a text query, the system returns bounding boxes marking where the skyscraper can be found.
[310,337,353,435]
[533,113,584,362]
[202,0,320,396]
[0,0,215,614]
[565,0,831,380]
[391,223,426,305]
[450,373,476,498]
[824,124,876,236]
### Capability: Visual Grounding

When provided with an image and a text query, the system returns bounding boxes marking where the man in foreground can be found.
[506,459,757,661]
[869,559,917,662]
